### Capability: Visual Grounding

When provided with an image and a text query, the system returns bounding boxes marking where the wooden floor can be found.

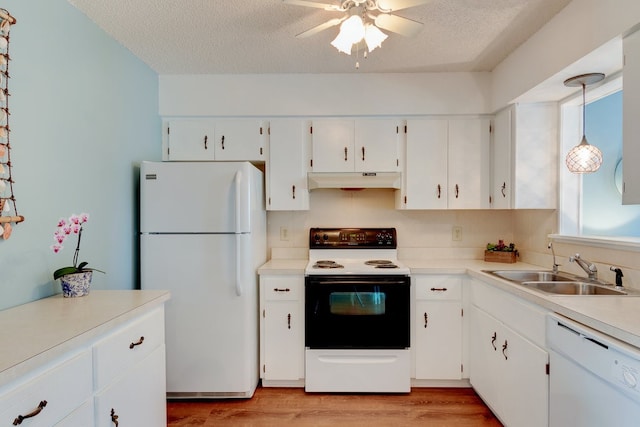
[167,386,503,426]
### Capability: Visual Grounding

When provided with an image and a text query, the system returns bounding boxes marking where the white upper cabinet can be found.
[311,119,400,173]
[623,29,640,204]
[165,119,266,162]
[491,108,512,209]
[491,103,557,209]
[402,119,448,209]
[267,120,310,211]
[399,118,490,209]
[354,120,401,172]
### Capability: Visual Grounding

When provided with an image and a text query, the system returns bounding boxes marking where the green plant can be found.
[51,213,104,280]
[486,239,518,253]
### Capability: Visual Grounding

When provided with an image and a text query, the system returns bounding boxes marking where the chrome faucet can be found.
[569,253,598,280]
[548,242,560,274]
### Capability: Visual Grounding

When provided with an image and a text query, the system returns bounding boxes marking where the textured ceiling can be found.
[67,0,572,74]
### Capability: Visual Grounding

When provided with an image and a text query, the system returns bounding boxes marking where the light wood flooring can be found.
[167,386,502,426]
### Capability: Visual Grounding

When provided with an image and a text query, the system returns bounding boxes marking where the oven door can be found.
[305,275,410,349]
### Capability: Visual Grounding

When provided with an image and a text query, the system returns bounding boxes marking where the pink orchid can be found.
[79,213,89,224]
[69,214,81,225]
[71,223,81,234]
[54,232,65,244]
[57,218,67,227]
[51,244,63,253]
[62,225,72,235]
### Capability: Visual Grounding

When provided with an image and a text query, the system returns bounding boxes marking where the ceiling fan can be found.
[283,0,431,56]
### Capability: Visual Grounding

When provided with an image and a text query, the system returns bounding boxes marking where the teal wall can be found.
[0,0,160,310]
[583,91,640,236]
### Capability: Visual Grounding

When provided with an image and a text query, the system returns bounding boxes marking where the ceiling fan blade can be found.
[377,0,432,12]
[374,13,423,37]
[282,0,343,11]
[296,17,345,38]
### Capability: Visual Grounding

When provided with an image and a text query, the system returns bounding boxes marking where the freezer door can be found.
[140,161,255,233]
[141,233,258,396]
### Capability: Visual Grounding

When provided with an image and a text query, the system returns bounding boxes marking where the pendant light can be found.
[564,73,605,173]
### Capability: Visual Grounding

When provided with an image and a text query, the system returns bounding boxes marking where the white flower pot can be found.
[59,271,92,297]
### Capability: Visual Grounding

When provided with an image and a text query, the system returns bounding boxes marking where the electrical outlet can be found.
[452,226,462,241]
[280,226,289,241]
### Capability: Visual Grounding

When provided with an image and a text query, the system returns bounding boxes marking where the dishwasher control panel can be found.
[613,351,640,397]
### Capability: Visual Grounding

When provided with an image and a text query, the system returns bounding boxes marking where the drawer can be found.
[55,399,94,426]
[414,275,462,301]
[0,350,92,427]
[93,307,165,391]
[262,276,303,301]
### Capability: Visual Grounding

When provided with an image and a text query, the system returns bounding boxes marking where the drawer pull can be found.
[13,400,47,425]
[129,336,144,349]
[423,312,428,328]
[502,340,508,360]
[430,287,448,292]
[491,332,497,350]
[287,313,291,329]
[273,288,290,292]
[111,408,119,426]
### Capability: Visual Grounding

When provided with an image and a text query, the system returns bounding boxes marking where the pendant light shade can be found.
[564,73,605,173]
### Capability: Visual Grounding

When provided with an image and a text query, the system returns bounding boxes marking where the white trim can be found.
[549,234,640,252]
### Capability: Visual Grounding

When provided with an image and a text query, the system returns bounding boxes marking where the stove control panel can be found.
[309,228,397,248]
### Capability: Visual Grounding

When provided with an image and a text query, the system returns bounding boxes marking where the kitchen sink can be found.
[520,281,627,296]
[483,270,576,283]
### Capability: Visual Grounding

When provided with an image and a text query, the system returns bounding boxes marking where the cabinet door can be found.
[499,322,549,427]
[214,120,266,161]
[263,301,304,381]
[404,119,448,209]
[491,108,512,209]
[95,346,167,427]
[468,306,503,421]
[267,120,309,211]
[354,120,400,172]
[311,120,355,172]
[448,118,491,209]
[624,29,640,204]
[414,300,462,380]
[167,120,216,160]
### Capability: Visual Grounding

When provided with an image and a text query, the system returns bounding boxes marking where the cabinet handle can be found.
[344,147,348,161]
[13,400,47,425]
[430,287,448,292]
[292,185,296,200]
[129,336,144,349]
[361,146,365,161]
[221,135,225,150]
[111,408,119,427]
[501,182,506,198]
[204,135,208,150]
[502,340,508,360]
[287,313,291,329]
[273,288,290,292]
[491,332,497,350]
[423,312,428,328]
[437,184,441,199]
[455,184,459,199]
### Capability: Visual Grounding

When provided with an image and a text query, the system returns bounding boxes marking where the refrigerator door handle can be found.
[234,170,243,296]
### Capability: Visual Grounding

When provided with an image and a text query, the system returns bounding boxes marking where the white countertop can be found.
[259,258,640,349]
[0,290,170,388]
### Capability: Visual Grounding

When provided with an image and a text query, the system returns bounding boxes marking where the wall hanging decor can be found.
[0,8,22,241]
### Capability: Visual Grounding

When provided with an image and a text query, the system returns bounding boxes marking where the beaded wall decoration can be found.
[0,9,22,241]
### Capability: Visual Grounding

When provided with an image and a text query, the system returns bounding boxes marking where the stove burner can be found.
[313,260,344,269]
[364,260,394,266]
[375,264,399,269]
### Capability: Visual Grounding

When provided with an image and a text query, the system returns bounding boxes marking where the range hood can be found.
[308,172,402,190]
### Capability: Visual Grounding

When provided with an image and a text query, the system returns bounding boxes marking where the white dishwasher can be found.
[547,313,640,427]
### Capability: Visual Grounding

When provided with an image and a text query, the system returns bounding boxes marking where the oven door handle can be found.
[311,280,408,286]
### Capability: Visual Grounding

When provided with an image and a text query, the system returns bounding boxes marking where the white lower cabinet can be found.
[260,275,305,385]
[0,350,93,426]
[469,280,549,427]
[413,275,463,380]
[0,298,167,427]
[94,346,167,427]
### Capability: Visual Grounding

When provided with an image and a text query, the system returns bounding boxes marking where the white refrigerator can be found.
[140,161,266,398]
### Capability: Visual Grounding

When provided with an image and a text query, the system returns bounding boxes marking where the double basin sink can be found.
[483,269,630,296]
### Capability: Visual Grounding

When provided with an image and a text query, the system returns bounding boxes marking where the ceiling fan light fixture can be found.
[364,23,387,52]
